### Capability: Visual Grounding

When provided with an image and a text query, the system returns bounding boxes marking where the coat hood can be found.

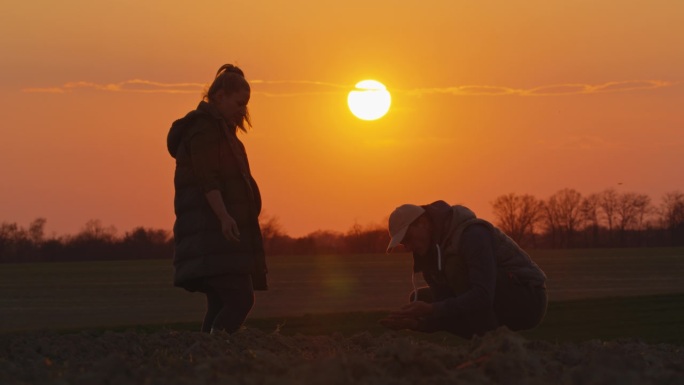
[167,110,201,159]
[167,101,221,158]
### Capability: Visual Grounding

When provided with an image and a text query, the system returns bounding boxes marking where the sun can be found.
[347,80,391,121]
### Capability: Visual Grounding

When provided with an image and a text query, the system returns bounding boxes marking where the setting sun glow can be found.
[2,1,683,240]
[347,80,391,121]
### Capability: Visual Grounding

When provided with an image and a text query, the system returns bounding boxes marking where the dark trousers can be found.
[196,274,254,333]
[494,273,547,332]
[410,273,547,338]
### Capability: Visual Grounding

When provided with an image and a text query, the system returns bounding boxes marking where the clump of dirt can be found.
[1,327,682,385]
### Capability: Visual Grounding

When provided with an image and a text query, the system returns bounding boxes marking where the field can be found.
[1,248,684,384]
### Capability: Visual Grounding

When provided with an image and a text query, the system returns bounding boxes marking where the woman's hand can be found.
[204,190,240,243]
[220,216,240,243]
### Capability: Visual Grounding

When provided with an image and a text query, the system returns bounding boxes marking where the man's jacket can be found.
[414,200,546,331]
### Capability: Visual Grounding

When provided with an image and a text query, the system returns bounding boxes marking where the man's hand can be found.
[378,301,434,331]
[378,315,419,331]
[393,301,434,318]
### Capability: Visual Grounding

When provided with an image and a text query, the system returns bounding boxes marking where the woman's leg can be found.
[201,289,223,333]
[204,274,254,333]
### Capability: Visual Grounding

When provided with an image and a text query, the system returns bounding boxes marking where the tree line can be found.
[1,188,683,263]
[492,188,684,249]
[0,218,389,263]
[0,219,173,263]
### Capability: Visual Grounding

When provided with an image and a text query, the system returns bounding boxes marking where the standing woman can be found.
[167,64,267,333]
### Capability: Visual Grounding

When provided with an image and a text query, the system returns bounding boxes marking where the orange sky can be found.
[1,0,683,238]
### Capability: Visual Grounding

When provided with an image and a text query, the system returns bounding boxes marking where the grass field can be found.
[1,247,684,344]
[138,293,684,346]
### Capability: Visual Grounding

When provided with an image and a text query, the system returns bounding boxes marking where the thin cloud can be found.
[23,79,206,94]
[22,79,204,93]
[250,80,349,97]
[22,79,348,95]
[23,79,677,96]
[21,87,67,94]
[538,135,629,151]
[406,80,677,96]
[404,85,517,96]
[250,80,347,89]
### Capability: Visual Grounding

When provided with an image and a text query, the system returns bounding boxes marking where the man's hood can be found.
[412,200,451,273]
[412,201,477,273]
[422,200,478,243]
[444,205,477,234]
[423,200,453,240]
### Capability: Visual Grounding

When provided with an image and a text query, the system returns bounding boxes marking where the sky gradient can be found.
[1,0,683,237]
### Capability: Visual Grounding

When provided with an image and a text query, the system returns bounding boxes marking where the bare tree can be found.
[0,222,23,262]
[660,190,684,245]
[580,193,601,246]
[491,193,543,247]
[615,192,652,245]
[598,188,620,244]
[541,196,561,248]
[259,214,288,254]
[492,194,518,239]
[344,222,388,253]
[28,218,47,244]
[553,188,584,247]
[120,227,172,259]
[308,230,345,254]
[616,193,651,231]
[0,220,48,262]
[75,219,117,242]
[633,194,654,231]
[259,214,285,239]
[660,191,684,226]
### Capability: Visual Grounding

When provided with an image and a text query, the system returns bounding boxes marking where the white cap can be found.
[386,204,425,252]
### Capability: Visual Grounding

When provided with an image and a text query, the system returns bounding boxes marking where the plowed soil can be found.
[2,327,682,385]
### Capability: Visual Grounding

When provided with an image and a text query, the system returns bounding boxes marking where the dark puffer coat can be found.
[167,101,267,290]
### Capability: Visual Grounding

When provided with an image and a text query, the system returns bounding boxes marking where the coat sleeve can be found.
[188,123,222,193]
[418,224,497,332]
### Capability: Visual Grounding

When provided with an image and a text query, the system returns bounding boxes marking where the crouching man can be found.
[380,200,548,338]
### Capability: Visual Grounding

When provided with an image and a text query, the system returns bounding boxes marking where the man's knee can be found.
[496,286,548,331]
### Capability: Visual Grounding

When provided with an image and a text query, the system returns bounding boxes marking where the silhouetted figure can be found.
[167,64,267,333]
[380,200,547,338]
